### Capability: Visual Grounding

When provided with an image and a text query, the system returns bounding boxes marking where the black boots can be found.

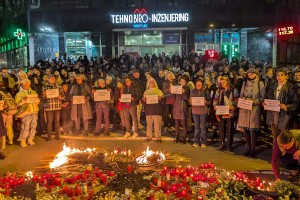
[0,152,5,160]
[180,135,187,144]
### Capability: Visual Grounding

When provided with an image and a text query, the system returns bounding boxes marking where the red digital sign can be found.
[205,49,218,59]
[278,26,294,36]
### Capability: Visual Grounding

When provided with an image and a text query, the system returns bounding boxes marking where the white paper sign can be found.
[146,95,159,104]
[73,96,85,104]
[120,94,131,103]
[46,89,59,99]
[237,98,253,110]
[94,90,110,101]
[191,97,205,106]
[216,106,230,115]
[170,85,182,94]
[26,94,39,104]
[0,100,4,111]
[264,99,280,112]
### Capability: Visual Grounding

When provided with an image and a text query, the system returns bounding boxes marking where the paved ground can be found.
[0,130,275,180]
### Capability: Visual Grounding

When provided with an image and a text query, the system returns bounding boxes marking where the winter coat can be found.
[237,77,265,129]
[69,83,93,121]
[190,88,211,115]
[173,86,190,119]
[143,82,164,116]
[162,80,175,105]
[122,86,139,107]
[266,82,298,129]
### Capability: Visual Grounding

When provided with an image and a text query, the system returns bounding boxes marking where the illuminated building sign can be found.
[111,8,189,28]
[278,26,294,36]
[14,29,25,40]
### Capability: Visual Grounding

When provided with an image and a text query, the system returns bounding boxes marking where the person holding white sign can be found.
[142,79,164,143]
[92,79,112,136]
[237,68,265,157]
[69,74,93,136]
[15,79,40,148]
[122,77,139,139]
[190,79,211,148]
[42,75,63,141]
[213,75,239,151]
[173,76,190,144]
[264,69,298,143]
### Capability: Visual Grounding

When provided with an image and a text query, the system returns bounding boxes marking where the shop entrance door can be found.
[140,46,166,57]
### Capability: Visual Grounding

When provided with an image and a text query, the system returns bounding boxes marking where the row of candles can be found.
[0,175,26,196]
[147,163,273,198]
[112,147,132,156]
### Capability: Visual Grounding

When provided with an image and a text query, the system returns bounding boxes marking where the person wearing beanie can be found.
[237,68,265,157]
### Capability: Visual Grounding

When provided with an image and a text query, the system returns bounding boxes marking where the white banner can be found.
[94,90,110,101]
[73,96,85,104]
[146,95,158,104]
[264,99,280,112]
[120,94,131,103]
[216,106,230,115]
[170,85,182,94]
[237,98,253,110]
[191,97,205,106]
[26,94,39,104]
[46,89,59,99]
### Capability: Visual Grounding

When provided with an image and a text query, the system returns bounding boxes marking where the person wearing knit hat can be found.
[247,68,259,75]
[237,67,265,157]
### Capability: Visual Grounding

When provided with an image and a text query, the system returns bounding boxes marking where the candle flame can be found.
[135,146,165,165]
[49,143,95,169]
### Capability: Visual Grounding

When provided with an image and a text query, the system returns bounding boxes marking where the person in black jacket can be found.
[265,69,298,142]
[131,70,145,129]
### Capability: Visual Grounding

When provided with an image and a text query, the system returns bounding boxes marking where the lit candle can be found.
[36,183,40,190]
[166,173,170,180]
[157,178,161,187]
[128,150,131,157]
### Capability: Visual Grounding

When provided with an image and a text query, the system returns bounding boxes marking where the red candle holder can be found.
[127,165,132,173]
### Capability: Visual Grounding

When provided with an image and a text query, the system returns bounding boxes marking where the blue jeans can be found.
[20,113,38,140]
[192,114,207,144]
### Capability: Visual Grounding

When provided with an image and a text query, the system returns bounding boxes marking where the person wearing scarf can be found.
[142,78,164,143]
[237,68,265,157]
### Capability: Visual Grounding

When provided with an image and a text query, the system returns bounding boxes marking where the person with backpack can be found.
[237,68,265,157]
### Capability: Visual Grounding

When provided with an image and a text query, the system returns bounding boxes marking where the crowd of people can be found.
[0,50,299,180]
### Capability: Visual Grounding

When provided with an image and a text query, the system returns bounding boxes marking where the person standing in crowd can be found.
[122,77,139,138]
[190,79,211,148]
[131,70,145,129]
[11,71,28,97]
[0,102,7,159]
[205,75,219,141]
[173,76,190,144]
[0,67,15,93]
[68,72,77,85]
[93,79,111,136]
[42,75,63,141]
[237,68,265,157]
[114,79,126,131]
[143,78,164,143]
[15,79,40,147]
[105,75,115,131]
[162,71,176,132]
[214,75,239,151]
[293,70,300,129]
[156,69,165,90]
[69,74,93,136]
[61,82,73,135]
[272,130,300,180]
[265,69,298,142]
[0,81,17,146]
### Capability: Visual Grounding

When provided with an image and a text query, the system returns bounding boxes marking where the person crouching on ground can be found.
[15,79,40,147]
[272,130,300,180]
[93,79,112,136]
[142,78,164,143]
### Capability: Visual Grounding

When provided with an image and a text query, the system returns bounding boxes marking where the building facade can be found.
[0,0,279,67]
